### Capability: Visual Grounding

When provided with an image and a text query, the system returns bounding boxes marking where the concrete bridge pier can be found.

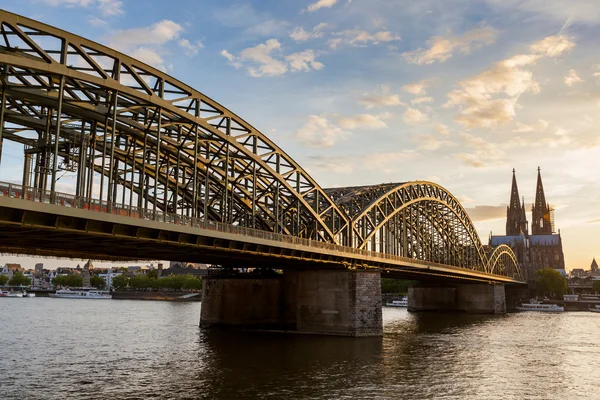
[408,283,506,314]
[200,269,383,337]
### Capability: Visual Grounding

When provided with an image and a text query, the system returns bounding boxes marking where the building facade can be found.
[490,168,565,282]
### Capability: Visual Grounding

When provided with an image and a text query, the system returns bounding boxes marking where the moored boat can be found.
[50,289,111,299]
[589,305,600,313]
[516,302,564,313]
[386,297,408,307]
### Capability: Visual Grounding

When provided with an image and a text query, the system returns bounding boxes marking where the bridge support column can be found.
[408,284,506,314]
[456,284,506,314]
[407,286,457,311]
[200,269,382,337]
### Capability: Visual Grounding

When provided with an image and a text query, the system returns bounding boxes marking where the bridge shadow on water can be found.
[163,309,506,400]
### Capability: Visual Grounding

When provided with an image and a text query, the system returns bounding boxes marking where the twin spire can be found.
[507,168,552,236]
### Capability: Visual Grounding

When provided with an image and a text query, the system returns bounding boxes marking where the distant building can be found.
[1,263,24,278]
[490,168,565,282]
[35,263,43,273]
[166,262,210,276]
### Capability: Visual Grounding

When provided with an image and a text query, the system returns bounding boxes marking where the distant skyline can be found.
[2,0,600,270]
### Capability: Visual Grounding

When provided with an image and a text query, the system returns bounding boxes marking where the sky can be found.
[1,0,599,271]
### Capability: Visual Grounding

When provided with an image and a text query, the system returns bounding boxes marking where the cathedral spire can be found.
[506,169,523,235]
[532,167,552,235]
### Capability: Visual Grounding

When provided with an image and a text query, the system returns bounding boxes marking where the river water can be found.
[1,298,599,400]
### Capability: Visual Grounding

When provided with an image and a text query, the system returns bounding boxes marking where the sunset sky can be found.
[1,0,599,271]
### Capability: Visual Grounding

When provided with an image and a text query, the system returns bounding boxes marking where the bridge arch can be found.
[327,182,491,273]
[487,244,522,280]
[0,10,349,243]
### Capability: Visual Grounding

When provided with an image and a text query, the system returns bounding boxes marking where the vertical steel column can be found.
[99,117,108,204]
[175,127,181,215]
[163,156,169,221]
[0,65,6,166]
[22,151,31,195]
[76,122,86,199]
[50,75,65,202]
[129,137,135,209]
[203,140,209,220]
[106,91,118,211]
[191,125,198,218]
[153,108,162,214]
[252,138,257,229]
[86,122,96,200]
[140,128,148,210]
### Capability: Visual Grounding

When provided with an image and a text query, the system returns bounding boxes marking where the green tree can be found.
[53,274,83,288]
[9,272,31,286]
[535,268,567,299]
[593,280,600,294]
[381,278,415,294]
[90,276,106,289]
[147,269,160,279]
[112,275,129,290]
[0,274,8,286]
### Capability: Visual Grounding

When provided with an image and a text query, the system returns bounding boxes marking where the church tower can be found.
[531,167,553,235]
[506,169,527,236]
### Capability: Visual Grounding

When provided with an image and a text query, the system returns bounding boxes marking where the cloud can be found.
[104,19,199,70]
[286,50,324,72]
[307,156,353,173]
[513,119,549,133]
[403,108,428,124]
[362,151,417,173]
[222,40,324,77]
[97,0,124,15]
[246,19,290,36]
[358,85,404,108]
[338,113,388,129]
[332,29,401,47]
[307,151,416,174]
[294,115,347,147]
[434,124,450,136]
[179,39,203,56]
[106,20,183,48]
[402,79,430,95]
[411,96,433,104]
[43,0,124,16]
[454,132,505,168]
[564,69,584,86]
[402,25,497,65]
[88,17,108,27]
[290,23,329,42]
[307,0,338,12]
[464,205,507,222]
[412,134,455,150]
[445,35,575,129]
[530,35,576,57]
[220,50,241,68]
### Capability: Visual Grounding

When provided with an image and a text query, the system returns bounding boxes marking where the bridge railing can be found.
[0,182,519,279]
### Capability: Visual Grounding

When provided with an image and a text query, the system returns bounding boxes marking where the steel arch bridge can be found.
[0,10,523,282]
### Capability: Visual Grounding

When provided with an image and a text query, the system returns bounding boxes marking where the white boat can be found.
[589,305,600,313]
[22,291,35,298]
[386,297,408,307]
[0,290,24,298]
[516,302,564,313]
[50,289,112,299]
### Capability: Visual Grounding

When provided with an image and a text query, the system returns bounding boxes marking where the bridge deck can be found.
[0,184,524,285]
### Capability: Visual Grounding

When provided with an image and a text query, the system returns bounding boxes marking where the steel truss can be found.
[0,10,521,280]
[326,182,522,279]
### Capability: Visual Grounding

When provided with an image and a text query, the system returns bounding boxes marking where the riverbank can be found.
[111,291,201,302]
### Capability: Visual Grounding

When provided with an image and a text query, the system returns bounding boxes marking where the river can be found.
[1,298,599,399]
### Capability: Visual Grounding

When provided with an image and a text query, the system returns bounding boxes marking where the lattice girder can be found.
[0,10,351,243]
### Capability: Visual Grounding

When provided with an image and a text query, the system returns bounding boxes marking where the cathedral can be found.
[489,168,565,282]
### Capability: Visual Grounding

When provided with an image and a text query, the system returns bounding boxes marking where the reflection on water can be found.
[1,299,599,399]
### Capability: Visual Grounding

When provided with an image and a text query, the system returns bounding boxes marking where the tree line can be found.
[112,274,202,291]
